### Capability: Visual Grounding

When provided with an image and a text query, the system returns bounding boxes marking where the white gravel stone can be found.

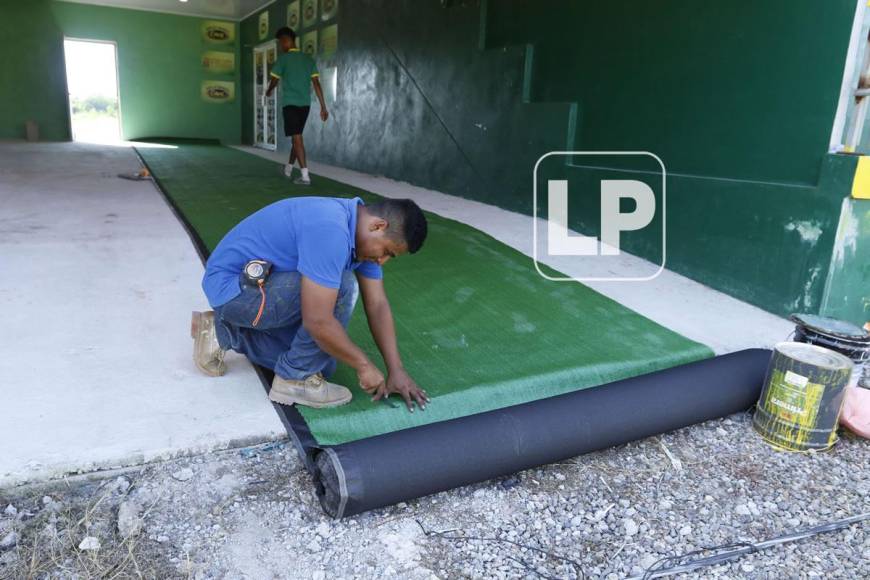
[112,477,131,494]
[41,496,62,513]
[0,532,19,549]
[78,536,101,551]
[172,467,194,482]
[624,518,639,536]
[117,501,143,538]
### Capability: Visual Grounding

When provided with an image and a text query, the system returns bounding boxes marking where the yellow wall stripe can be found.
[852,156,870,199]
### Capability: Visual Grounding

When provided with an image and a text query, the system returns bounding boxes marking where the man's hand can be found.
[357,362,385,393]
[312,77,328,122]
[372,368,429,412]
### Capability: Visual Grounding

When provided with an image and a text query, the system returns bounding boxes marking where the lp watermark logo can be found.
[533,151,666,282]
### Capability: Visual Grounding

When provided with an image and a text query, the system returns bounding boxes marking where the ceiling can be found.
[58,0,275,21]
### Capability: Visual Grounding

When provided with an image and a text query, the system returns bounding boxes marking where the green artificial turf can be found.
[137,142,713,445]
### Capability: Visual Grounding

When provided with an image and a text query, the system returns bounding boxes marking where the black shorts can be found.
[283,105,310,136]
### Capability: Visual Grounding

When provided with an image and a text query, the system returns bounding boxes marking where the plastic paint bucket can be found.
[753,342,853,452]
[790,314,870,389]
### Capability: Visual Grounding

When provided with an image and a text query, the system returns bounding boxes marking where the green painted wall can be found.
[240,0,859,317]
[488,0,855,185]
[821,196,870,326]
[51,1,241,143]
[0,0,71,141]
[240,0,573,205]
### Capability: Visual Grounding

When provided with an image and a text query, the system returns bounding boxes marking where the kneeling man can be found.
[191,196,429,412]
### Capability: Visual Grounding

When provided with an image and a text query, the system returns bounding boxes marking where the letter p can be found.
[599,180,656,256]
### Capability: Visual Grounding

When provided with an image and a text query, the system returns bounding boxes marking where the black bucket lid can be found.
[790,313,870,342]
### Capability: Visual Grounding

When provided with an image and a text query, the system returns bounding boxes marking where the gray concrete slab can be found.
[0,142,284,487]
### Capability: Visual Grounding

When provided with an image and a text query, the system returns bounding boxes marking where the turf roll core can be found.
[313,349,771,518]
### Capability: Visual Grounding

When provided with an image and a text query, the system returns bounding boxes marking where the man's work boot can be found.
[191,311,226,377]
[269,373,352,408]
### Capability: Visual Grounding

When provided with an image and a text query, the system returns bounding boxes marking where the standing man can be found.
[266,26,328,186]
[191,196,430,412]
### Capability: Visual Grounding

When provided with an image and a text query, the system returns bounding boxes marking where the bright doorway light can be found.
[64,39,121,143]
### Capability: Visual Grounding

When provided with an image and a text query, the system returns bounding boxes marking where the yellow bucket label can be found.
[768,369,817,422]
[754,343,852,451]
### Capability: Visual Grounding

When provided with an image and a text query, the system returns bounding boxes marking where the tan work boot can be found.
[191,311,226,377]
[269,373,352,408]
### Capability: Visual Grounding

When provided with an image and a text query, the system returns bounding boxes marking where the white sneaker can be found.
[283,163,295,178]
[293,176,311,186]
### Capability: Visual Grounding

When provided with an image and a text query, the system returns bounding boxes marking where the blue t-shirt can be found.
[202,197,383,307]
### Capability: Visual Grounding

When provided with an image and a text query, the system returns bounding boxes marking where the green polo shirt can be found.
[269,49,319,107]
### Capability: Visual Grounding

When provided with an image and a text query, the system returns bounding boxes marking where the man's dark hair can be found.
[368,199,428,253]
[275,27,296,40]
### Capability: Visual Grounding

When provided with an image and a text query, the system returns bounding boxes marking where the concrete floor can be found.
[238,146,793,354]
[0,142,284,487]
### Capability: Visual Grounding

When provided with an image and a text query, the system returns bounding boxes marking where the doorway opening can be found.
[63,39,121,143]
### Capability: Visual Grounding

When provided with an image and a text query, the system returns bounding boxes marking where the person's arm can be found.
[300,276,385,391]
[266,57,282,97]
[311,76,329,121]
[357,274,429,411]
[265,75,279,97]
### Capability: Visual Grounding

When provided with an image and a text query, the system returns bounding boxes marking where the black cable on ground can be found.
[632,511,870,579]
[415,519,586,579]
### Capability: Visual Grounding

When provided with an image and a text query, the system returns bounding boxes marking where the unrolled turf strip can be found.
[137,142,713,445]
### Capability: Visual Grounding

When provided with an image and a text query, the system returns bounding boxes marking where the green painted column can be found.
[0,0,70,141]
[821,196,870,326]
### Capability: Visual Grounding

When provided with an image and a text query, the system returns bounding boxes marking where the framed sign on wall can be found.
[201,51,235,74]
[201,20,234,44]
[201,80,235,103]
[258,11,269,40]
[288,1,300,30]
[302,30,318,56]
[302,0,318,29]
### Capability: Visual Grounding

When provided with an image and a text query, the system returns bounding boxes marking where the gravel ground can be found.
[1,412,867,579]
